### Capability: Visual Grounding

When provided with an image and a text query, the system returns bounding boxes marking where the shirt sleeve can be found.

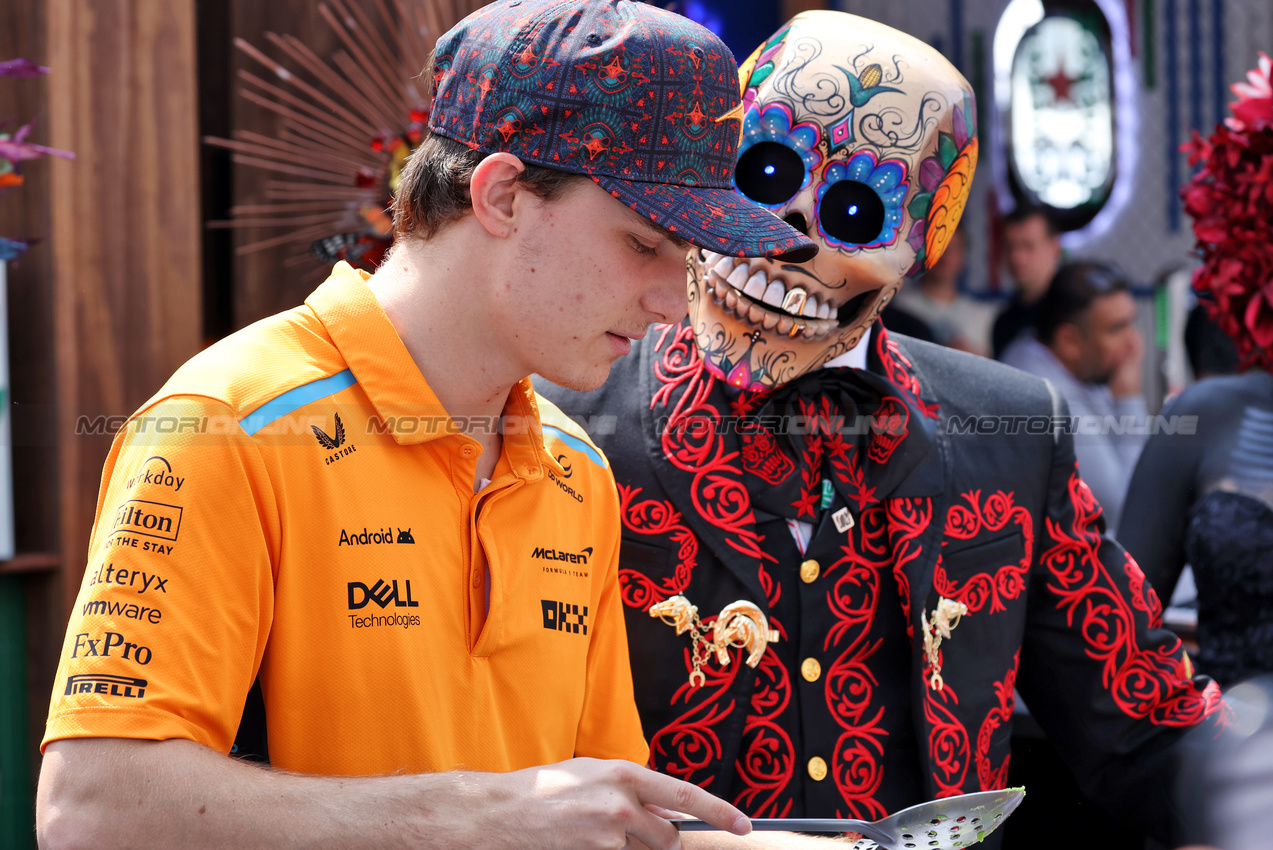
[43,396,279,753]
[1016,407,1228,845]
[572,467,650,765]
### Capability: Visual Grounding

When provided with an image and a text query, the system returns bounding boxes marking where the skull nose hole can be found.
[783,212,808,235]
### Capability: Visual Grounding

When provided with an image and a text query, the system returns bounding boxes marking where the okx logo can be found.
[541,600,588,636]
[347,579,419,609]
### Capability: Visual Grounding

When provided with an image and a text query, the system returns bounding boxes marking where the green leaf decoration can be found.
[749,61,775,89]
[908,192,932,221]
[938,133,958,170]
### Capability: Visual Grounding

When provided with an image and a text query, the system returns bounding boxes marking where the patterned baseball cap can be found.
[428,0,817,261]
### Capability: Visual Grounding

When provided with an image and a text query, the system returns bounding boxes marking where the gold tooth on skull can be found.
[780,287,808,315]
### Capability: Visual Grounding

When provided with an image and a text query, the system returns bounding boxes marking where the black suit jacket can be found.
[539,321,1226,843]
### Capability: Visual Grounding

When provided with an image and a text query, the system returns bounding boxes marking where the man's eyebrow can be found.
[624,206,694,251]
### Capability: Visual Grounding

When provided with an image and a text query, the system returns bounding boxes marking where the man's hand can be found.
[1110,326,1144,398]
[494,758,751,850]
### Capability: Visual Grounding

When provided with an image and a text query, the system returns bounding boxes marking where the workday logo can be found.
[125,456,185,492]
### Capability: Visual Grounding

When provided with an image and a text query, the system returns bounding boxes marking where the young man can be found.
[35,2,815,848]
[1001,262,1147,532]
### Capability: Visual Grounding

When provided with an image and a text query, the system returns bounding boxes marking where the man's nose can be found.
[645,259,691,325]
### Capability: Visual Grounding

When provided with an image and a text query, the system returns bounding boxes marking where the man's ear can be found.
[469,152,529,238]
[1051,322,1085,366]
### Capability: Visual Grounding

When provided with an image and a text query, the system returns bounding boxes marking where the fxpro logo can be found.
[531,545,593,564]
[64,674,148,699]
[111,500,182,541]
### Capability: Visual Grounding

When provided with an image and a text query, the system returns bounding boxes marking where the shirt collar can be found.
[306,263,555,479]
[820,326,872,372]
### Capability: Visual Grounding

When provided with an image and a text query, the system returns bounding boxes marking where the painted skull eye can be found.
[734,141,805,206]
[817,180,886,245]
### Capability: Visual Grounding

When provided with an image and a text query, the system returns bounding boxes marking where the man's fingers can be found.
[636,770,750,835]
[624,807,684,850]
[644,803,687,820]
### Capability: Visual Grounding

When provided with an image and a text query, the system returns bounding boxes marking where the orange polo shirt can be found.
[44,262,649,775]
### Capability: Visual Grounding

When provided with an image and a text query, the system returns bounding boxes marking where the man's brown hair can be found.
[390,55,579,240]
[391,132,580,240]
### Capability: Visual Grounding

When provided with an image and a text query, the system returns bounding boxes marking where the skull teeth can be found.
[703,254,840,341]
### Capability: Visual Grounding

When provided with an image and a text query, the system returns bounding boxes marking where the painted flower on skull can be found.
[736,102,823,207]
[905,93,978,276]
[815,150,909,250]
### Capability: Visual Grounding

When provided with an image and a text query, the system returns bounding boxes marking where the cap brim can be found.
[592,174,818,263]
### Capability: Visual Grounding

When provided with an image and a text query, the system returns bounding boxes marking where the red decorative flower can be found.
[1182,53,1273,372]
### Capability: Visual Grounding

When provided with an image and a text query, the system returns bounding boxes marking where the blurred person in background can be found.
[1184,303,1241,381]
[992,206,1062,359]
[891,227,995,356]
[1120,52,1273,693]
[1001,261,1147,532]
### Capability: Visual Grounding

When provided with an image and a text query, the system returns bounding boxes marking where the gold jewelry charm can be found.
[921,596,968,692]
[649,595,779,688]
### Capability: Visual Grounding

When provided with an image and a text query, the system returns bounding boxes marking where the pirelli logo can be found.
[65,674,148,699]
[541,600,589,636]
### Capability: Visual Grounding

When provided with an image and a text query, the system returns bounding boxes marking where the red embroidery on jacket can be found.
[922,656,971,797]
[975,651,1019,791]
[652,324,777,567]
[868,397,909,464]
[934,490,1033,614]
[875,330,939,419]
[735,648,796,817]
[1042,467,1227,726]
[649,640,747,787]
[885,497,932,638]
[824,504,892,820]
[616,483,699,609]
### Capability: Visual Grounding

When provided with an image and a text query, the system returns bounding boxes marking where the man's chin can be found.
[537,364,612,393]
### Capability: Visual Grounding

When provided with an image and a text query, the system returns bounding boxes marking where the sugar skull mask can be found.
[688,11,978,389]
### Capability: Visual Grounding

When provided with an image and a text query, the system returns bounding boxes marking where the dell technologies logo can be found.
[347,578,419,610]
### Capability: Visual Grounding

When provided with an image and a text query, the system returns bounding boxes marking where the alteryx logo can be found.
[531,546,593,564]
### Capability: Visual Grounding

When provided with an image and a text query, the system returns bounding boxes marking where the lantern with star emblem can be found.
[1006,8,1116,228]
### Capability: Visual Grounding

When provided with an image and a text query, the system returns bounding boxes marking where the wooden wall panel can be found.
[1,0,65,822]
[47,0,203,612]
[229,1,352,327]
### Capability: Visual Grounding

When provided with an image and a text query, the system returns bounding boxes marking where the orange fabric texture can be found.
[44,262,649,775]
